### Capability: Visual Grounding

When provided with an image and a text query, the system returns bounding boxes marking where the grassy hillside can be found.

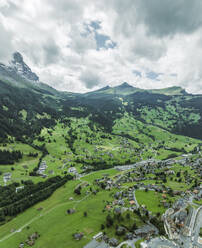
[0,168,143,248]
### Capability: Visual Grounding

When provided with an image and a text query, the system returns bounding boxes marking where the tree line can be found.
[0,175,73,222]
[0,150,23,165]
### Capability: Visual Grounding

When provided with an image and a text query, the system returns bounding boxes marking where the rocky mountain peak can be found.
[12,52,23,64]
[9,52,39,82]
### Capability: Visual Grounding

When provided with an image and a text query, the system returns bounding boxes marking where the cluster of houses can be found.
[115,155,193,172]
[19,232,40,247]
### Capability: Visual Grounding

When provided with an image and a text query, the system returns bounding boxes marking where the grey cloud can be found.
[68,23,97,54]
[43,40,61,65]
[132,39,166,61]
[126,26,167,61]
[110,0,202,38]
[135,0,202,37]
[47,0,84,23]
[133,70,142,77]
[19,38,61,67]
[0,0,19,16]
[0,22,14,62]
[146,71,163,81]
[80,69,102,89]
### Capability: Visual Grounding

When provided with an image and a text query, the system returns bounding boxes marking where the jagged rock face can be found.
[10,52,39,81]
[13,52,23,63]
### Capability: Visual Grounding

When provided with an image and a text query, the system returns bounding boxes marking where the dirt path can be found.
[0,193,91,243]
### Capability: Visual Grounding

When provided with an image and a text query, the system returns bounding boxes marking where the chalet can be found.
[16,186,24,193]
[3,172,11,183]
[68,167,77,174]
[106,205,111,210]
[73,232,83,240]
[114,207,121,214]
[193,189,199,194]
[67,208,76,214]
[125,232,133,240]
[129,200,135,205]
[114,191,122,199]
[134,225,157,237]
[108,238,118,247]
[165,170,175,175]
[93,232,103,240]
[19,243,24,248]
[117,200,125,206]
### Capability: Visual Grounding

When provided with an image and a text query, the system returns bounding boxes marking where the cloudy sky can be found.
[1,0,202,93]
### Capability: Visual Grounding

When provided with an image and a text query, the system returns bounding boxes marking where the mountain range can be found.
[0,52,202,143]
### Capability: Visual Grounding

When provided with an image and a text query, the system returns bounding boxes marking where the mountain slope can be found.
[0,52,202,143]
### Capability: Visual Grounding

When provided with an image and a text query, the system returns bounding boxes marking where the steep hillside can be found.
[82,84,202,139]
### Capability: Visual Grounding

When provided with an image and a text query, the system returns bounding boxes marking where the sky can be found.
[0,0,202,93]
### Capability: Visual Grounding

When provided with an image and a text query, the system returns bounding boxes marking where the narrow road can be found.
[133,190,139,208]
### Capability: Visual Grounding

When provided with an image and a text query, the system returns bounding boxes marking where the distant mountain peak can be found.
[119,82,133,88]
[9,51,39,82]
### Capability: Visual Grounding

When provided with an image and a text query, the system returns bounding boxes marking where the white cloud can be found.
[0,0,202,93]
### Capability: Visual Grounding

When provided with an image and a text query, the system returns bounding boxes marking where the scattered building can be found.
[3,172,12,184]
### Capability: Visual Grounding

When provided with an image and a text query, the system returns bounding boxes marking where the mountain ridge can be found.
[0,52,192,97]
[0,52,202,142]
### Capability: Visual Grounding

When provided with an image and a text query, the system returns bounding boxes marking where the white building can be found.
[3,172,12,183]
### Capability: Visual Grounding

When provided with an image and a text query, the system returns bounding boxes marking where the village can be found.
[1,151,202,248]
[79,155,202,248]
